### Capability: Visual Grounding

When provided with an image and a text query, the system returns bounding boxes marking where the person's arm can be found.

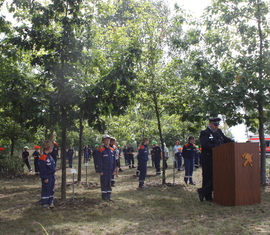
[182,146,186,158]
[112,150,116,174]
[221,131,234,143]
[39,155,49,181]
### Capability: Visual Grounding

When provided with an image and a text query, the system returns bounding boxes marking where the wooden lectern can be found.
[212,142,261,206]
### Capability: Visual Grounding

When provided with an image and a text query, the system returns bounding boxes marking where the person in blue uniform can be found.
[66,146,74,168]
[122,146,128,166]
[109,137,117,186]
[175,147,183,171]
[152,141,162,175]
[92,144,100,172]
[83,145,89,163]
[88,145,92,161]
[49,133,59,166]
[197,117,234,202]
[39,140,56,209]
[182,136,196,185]
[22,146,32,172]
[32,146,41,175]
[98,135,116,201]
[137,137,149,188]
[194,146,201,168]
[126,144,135,169]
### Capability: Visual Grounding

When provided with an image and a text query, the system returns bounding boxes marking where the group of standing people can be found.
[20,116,233,207]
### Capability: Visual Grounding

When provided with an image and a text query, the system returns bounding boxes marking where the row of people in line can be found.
[23,116,233,208]
[97,135,203,200]
[98,117,233,203]
[22,137,201,187]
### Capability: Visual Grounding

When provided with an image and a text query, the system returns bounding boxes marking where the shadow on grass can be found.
[1,162,270,234]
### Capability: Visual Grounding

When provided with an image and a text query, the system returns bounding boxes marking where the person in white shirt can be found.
[173,141,182,168]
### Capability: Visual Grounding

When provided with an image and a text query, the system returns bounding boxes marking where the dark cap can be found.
[102,134,111,140]
[209,117,221,126]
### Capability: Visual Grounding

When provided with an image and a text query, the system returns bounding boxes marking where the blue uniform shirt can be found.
[152,146,162,159]
[138,145,148,161]
[39,153,56,179]
[182,143,196,159]
[98,146,116,173]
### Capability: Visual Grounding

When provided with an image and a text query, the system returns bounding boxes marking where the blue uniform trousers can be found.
[184,158,194,183]
[84,152,89,163]
[111,174,115,186]
[201,162,213,200]
[138,159,147,186]
[128,155,135,167]
[41,176,55,205]
[100,169,113,199]
[68,155,73,167]
[24,158,32,171]
[194,153,200,168]
[154,157,161,174]
[93,156,98,172]
[177,156,182,170]
[34,158,39,173]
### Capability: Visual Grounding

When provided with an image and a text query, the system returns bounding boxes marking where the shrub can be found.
[0,154,24,175]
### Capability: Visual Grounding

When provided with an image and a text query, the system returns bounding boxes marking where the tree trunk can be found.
[258,105,266,184]
[61,108,67,200]
[153,92,165,184]
[77,118,83,182]
[256,0,266,185]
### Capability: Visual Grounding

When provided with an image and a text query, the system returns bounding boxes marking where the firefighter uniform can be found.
[39,153,56,206]
[194,147,201,168]
[198,117,233,201]
[32,150,40,174]
[92,144,100,172]
[50,142,59,165]
[182,143,196,185]
[22,147,32,172]
[126,146,135,168]
[98,145,116,200]
[109,143,117,187]
[138,144,149,188]
[152,143,162,175]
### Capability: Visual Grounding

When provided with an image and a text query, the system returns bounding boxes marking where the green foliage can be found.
[0,154,24,175]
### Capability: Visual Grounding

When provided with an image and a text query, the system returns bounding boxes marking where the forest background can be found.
[0,0,270,191]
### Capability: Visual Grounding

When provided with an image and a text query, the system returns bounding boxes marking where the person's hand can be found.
[112,172,116,175]
[100,172,104,176]
[44,179,49,183]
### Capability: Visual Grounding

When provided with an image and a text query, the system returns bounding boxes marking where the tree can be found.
[186,0,270,183]
[9,0,94,199]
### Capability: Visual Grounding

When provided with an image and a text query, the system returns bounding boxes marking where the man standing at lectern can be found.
[197,117,234,202]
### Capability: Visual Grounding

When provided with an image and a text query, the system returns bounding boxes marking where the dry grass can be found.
[1,158,270,235]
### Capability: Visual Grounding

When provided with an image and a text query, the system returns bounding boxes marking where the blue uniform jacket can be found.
[22,150,29,160]
[175,152,182,159]
[138,145,148,161]
[39,153,56,179]
[32,150,40,159]
[152,146,162,159]
[200,127,233,164]
[182,143,196,159]
[50,142,59,159]
[98,146,116,173]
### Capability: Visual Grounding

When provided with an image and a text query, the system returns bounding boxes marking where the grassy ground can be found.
[1,157,270,235]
